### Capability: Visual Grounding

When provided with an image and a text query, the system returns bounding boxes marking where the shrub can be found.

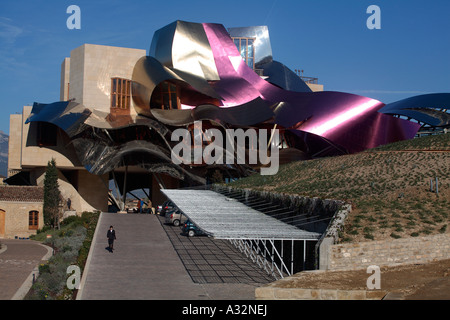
[390,233,401,239]
[39,263,50,274]
[364,233,374,240]
[61,215,82,227]
[25,211,98,300]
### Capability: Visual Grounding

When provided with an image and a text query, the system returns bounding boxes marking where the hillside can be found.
[228,134,450,243]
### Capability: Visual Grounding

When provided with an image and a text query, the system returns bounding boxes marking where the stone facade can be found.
[6,44,144,214]
[67,44,146,114]
[328,233,450,271]
[7,107,109,213]
[0,186,44,239]
[8,106,82,171]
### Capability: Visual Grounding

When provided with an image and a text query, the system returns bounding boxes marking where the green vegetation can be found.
[43,158,62,228]
[228,134,450,243]
[27,211,99,300]
[369,133,450,152]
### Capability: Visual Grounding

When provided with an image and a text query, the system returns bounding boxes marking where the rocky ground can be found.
[272,258,450,299]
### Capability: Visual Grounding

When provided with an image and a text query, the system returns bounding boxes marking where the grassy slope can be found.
[228,134,450,243]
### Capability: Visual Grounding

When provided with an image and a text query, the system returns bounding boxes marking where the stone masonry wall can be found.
[329,233,450,271]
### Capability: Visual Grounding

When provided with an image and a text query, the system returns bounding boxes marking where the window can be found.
[152,81,180,110]
[36,122,57,147]
[29,211,39,230]
[232,37,255,70]
[111,78,131,109]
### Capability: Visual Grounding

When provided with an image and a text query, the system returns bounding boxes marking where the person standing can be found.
[107,225,116,252]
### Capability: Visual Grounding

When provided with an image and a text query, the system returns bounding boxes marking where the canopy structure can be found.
[161,189,321,240]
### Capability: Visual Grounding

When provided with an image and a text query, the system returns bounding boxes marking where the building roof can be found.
[0,186,44,202]
[162,189,320,240]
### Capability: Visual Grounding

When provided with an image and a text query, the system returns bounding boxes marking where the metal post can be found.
[436,177,439,195]
[291,239,294,275]
[281,240,284,276]
[122,165,128,211]
[303,240,306,270]
[271,239,275,276]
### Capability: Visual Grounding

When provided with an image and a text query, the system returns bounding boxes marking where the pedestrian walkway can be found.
[0,239,52,300]
[78,213,270,300]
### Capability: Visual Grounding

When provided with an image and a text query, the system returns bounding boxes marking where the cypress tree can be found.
[43,158,61,228]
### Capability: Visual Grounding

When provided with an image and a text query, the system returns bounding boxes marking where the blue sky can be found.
[1,0,449,134]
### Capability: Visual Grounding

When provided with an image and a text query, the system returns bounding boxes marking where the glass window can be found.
[247,39,254,58]
[153,81,179,110]
[29,211,39,230]
[112,78,117,93]
[111,78,131,110]
[234,38,240,49]
[231,37,256,70]
[36,122,57,147]
[247,58,253,69]
[240,42,246,57]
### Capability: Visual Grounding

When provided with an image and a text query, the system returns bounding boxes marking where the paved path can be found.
[0,239,51,300]
[78,213,270,300]
[159,215,275,285]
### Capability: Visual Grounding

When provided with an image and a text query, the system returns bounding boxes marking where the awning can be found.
[161,189,320,240]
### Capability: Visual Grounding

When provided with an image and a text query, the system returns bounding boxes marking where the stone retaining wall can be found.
[255,285,387,300]
[329,233,450,271]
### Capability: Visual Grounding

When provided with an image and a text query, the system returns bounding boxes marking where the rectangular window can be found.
[29,211,39,230]
[36,122,57,147]
[231,37,256,70]
[159,81,179,110]
[111,78,131,109]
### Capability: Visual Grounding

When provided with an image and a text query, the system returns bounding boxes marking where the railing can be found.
[300,76,319,84]
[294,69,319,84]
[229,238,291,280]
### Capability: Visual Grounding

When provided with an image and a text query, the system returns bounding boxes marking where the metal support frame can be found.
[122,165,128,209]
[228,237,316,280]
[153,173,166,190]
[111,171,123,210]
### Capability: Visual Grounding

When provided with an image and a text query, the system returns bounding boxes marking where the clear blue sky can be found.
[1,0,449,134]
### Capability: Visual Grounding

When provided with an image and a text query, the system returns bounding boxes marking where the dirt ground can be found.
[276,259,450,300]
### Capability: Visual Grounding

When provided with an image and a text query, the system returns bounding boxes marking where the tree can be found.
[210,169,224,184]
[43,158,62,228]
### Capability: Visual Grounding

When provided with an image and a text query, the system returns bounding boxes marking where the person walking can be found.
[107,225,116,252]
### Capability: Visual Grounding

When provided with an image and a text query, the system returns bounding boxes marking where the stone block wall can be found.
[329,233,450,271]
[0,201,43,238]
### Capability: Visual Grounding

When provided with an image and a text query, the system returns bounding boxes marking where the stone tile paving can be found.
[158,215,275,285]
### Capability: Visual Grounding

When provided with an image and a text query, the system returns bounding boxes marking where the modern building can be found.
[8,44,149,213]
[6,20,449,217]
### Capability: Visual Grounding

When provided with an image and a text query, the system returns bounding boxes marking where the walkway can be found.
[78,213,272,300]
[0,239,51,300]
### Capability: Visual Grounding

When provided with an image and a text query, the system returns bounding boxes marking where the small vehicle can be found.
[182,219,205,237]
[165,208,188,226]
[160,200,175,216]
